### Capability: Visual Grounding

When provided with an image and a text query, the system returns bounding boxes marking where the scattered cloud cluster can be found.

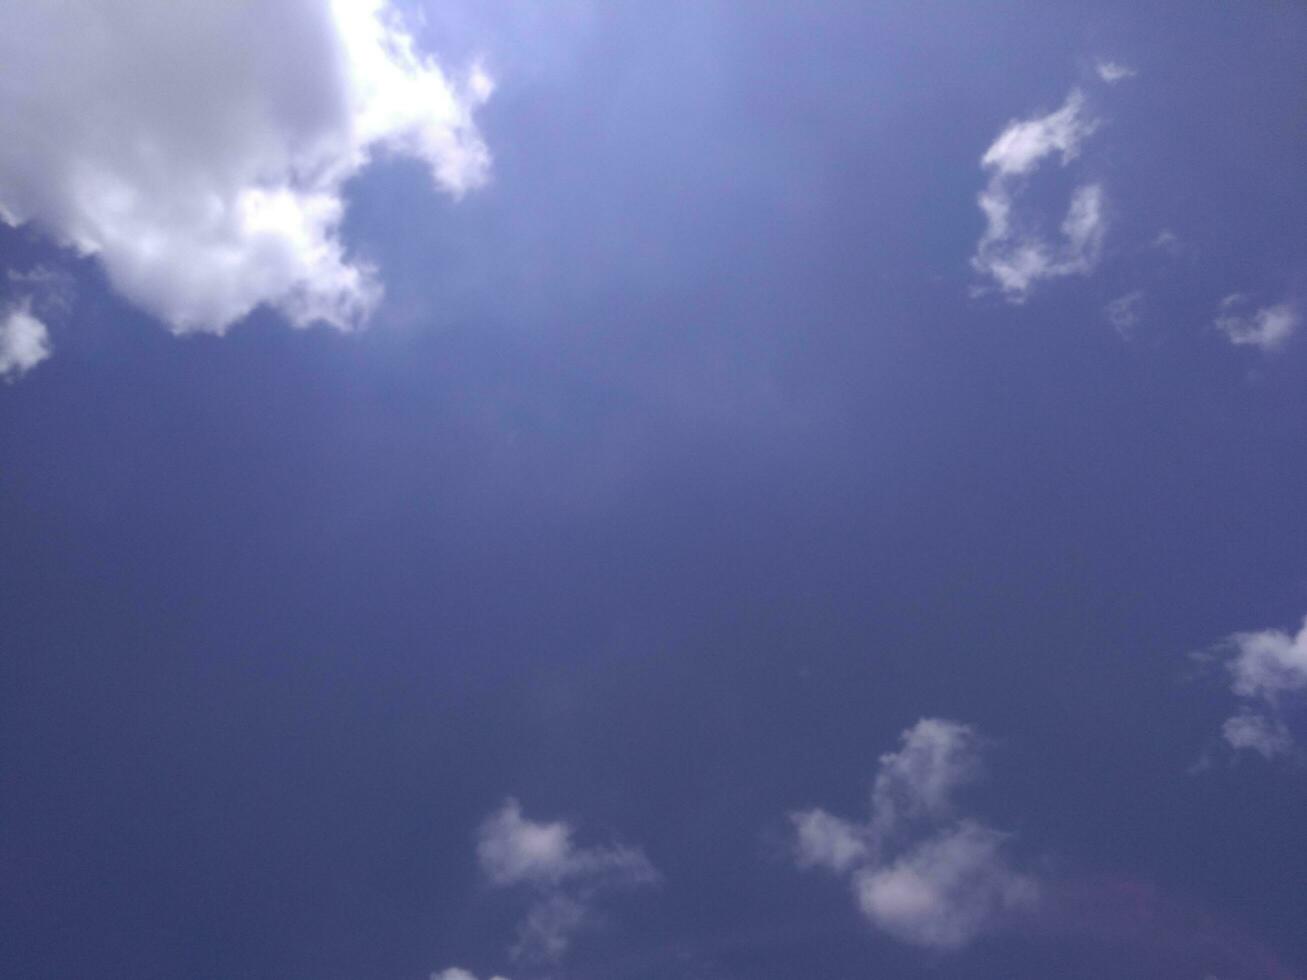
[972,90,1107,301]
[477,799,659,961]
[0,301,50,381]
[1214,295,1299,352]
[1204,617,1307,760]
[0,0,492,336]
[974,69,1299,364]
[791,719,1038,950]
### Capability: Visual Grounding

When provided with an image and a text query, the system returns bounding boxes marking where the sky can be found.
[2,2,1307,978]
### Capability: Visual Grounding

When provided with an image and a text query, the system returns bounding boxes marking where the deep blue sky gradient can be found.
[3,2,1307,978]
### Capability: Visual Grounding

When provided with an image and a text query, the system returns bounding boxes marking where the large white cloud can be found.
[477,799,659,961]
[0,0,491,335]
[972,90,1107,301]
[790,719,1038,950]
[0,301,51,380]
[1203,616,1307,760]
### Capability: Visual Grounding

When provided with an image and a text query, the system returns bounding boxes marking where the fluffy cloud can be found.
[1214,295,1298,351]
[0,0,491,335]
[854,821,1037,950]
[477,799,659,961]
[1203,617,1307,760]
[790,719,1037,950]
[972,90,1107,301]
[0,302,51,381]
[430,970,510,980]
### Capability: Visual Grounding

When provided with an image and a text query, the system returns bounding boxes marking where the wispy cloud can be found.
[431,970,511,980]
[0,0,492,335]
[790,719,1038,950]
[478,799,659,961]
[980,90,1099,179]
[1214,295,1299,351]
[1105,290,1145,338]
[1151,229,1184,256]
[972,90,1108,301]
[1095,60,1137,84]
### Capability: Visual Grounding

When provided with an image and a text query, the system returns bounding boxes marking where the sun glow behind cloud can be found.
[0,0,492,335]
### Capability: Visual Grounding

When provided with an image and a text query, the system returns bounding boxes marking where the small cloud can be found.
[0,301,52,381]
[465,62,497,104]
[511,893,588,962]
[980,89,1099,178]
[1105,290,1145,338]
[431,970,511,980]
[478,799,658,889]
[1095,60,1137,84]
[972,90,1108,301]
[1196,616,1307,762]
[1222,711,1293,760]
[1214,296,1298,351]
[477,799,658,961]
[478,799,577,886]
[793,809,871,873]
[1151,229,1183,254]
[789,719,1038,951]
[870,717,985,831]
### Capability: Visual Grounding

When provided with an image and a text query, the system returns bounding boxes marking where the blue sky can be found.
[2,2,1307,978]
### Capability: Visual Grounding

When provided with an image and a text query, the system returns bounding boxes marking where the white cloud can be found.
[431,970,510,980]
[870,717,984,832]
[477,799,658,961]
[854,822,1038,950]
[790,719,1038,950]
[1222,711,1293,760]
[1214,296,1298,351]
[1200,616,1307,761]
[972,90,1108,301]
[1105,290,1145,338]
[0,302,52,381]
[1226,619,1307,702]
[792,809,871,873]
[1095,61,1137,84]
[0,0,491,335]
[980,90,1099,178]
[478,799,658,889]
[478,799,576,886]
